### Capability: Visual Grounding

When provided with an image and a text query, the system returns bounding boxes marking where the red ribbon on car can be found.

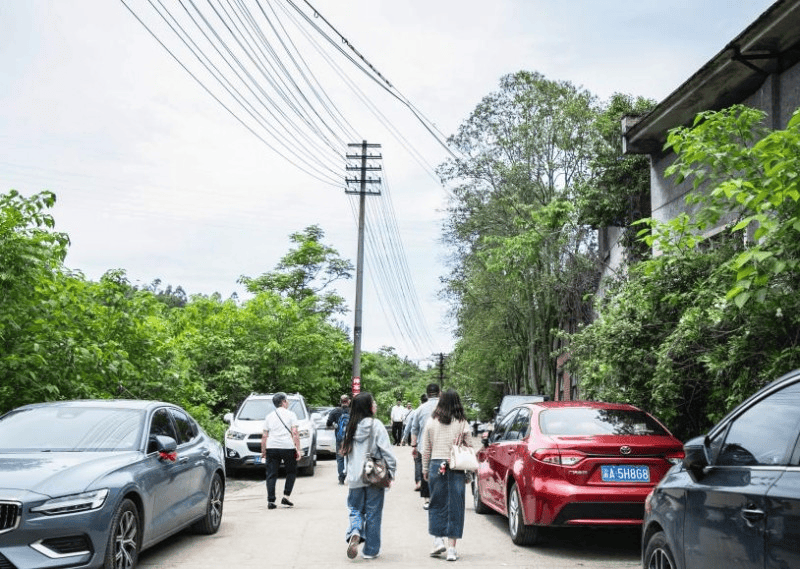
[159,451,177,462]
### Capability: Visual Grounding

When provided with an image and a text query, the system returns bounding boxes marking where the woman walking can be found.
[420,389,473,562]
[341,392,397,560]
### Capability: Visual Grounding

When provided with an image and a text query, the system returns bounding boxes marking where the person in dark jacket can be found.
[327,394,350,485]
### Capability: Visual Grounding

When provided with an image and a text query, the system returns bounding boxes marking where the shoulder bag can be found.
[362,418,392,488]
[449,421,479,471]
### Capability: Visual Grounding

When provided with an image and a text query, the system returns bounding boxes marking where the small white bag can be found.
[449,426,478,471]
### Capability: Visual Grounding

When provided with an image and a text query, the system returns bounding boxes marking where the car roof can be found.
[15,399,170,412]
[519,401,642,412]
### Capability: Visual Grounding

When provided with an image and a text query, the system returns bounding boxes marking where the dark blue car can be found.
[0,400,225,569]
[642,369,800,569]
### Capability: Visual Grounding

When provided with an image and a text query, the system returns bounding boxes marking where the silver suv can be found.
[223,393,316,476]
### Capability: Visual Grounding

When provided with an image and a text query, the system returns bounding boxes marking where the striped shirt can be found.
[421,418,473,473]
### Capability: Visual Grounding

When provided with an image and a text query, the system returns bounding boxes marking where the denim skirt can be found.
[427,459,466,539]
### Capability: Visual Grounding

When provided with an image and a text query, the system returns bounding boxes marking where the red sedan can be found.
[472,401,684,545]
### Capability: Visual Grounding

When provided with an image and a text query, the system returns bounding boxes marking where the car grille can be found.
[0,552,18,569]
[553,502,644,525]
[0,502,21,534]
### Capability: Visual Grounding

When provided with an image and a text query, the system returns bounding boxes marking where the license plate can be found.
[254,455,264,464]
[601,465,649,483]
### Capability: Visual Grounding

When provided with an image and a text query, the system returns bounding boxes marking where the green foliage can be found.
[568,105,800,440]
[576,94,655,229]
[238,224,353,315]
[439,71,602,400]
[0,191,425,441]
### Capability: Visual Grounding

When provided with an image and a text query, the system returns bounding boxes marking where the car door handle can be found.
[178,456,189,464]
[741,507,765,525]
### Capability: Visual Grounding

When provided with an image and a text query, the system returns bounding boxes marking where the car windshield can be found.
[539,408,669,436]
[238,398,307,420]
[0,407,144,451]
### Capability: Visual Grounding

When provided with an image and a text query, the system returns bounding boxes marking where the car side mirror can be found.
[223,412,233,424]
[683,435,710,481]
[154,435,177,453]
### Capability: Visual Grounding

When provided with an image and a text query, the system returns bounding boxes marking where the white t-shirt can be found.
[263,407,298,449]
[391,405,406,422]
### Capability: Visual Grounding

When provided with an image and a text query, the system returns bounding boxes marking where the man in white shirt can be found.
[390,400,407,445]
[260,392,301,509]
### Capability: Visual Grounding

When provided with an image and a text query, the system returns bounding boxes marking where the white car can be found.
[223,393,316,476]
[310,406,337,457]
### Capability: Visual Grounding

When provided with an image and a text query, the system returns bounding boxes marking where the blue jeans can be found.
[336,440,345,482]
[427,460,466,539]
[346,486,385,557]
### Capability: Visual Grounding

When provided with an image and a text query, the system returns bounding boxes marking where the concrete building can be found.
[606,0,800,280]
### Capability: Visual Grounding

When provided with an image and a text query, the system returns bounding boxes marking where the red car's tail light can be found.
[532,448,586,466]
[665,450,685,465]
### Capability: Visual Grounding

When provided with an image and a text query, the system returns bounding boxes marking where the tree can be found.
[439,71,599,398]
[238,225,353,316]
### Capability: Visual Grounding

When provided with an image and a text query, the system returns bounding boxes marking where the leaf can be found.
[733,291,751,309]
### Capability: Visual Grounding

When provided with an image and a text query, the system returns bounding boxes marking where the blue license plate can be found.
[254,455,264,464]
[601,465,649,483]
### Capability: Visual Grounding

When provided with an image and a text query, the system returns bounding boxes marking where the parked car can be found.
[472,400,684,545]
[223,393,316,476]
[310,406,336,457]
[0,399,225,569]
[493,394,547,422]
[642,369,800,569]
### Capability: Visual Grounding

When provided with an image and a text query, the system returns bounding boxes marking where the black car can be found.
[642,369,800,569]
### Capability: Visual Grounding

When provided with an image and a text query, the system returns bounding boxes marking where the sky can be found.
[0,0,777,364]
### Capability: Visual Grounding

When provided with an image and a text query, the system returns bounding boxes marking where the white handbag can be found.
[449,426,478,471]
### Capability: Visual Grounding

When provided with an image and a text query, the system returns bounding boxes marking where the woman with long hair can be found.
[341,392,397,560]
[420,388,473,562]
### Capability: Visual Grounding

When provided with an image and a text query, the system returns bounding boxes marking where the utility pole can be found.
[345,141,382,396]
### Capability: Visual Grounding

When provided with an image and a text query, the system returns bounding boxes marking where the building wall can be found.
[650,61,800,234]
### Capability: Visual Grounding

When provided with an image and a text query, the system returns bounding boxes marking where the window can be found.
[714,381,800,467]
[492,409,519,442]
[147,408,178,454]
[169,408,198,444]
[508,408,531,441]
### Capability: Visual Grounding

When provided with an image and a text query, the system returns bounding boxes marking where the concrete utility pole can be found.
[345,141,382,396]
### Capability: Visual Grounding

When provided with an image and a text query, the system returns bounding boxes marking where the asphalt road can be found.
[138,448,641,568]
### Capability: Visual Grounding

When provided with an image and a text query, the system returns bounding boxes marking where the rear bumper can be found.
[526,477,652,526]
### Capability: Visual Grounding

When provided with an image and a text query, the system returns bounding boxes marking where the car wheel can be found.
[104,498,139,569]
[644,530,677,569]
[508,483,538,546]
[472,478,491,514]
[193,473,224,535]
[299,460,315,476]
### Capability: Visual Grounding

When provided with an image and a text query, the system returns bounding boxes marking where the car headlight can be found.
[298,428,310,439]
[225,429,247,440]
[31,489,109,516]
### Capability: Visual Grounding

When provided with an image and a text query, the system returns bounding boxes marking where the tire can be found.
[472,478,491,514]
[104,498,139,569]
[643,530,677,569]
[193,472,224,535]
[299,461,315,476]
[508,483,539,546]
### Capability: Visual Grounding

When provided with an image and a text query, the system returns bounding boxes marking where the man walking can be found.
[261,392,301,509]
[390,399,407,445]
[410,383,440,509]
[402,393,427,490]
[327,394,350,485]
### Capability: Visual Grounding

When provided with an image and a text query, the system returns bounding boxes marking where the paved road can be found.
[138,448,641,568]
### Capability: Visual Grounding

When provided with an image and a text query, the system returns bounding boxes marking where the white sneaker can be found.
[446,547,458,561]
[430,537,446,556]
